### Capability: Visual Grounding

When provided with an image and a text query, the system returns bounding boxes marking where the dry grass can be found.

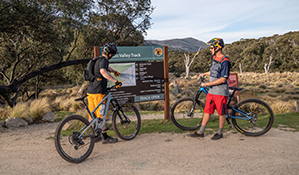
[29,98,51,120]
[59,98,73,111]
[0,107,10,119]
[139,101,164,111]
[9,103,30,119]
[1,72,298,122]
[69,100,84,112]
[75,109,89,120]
[268,100,297,113]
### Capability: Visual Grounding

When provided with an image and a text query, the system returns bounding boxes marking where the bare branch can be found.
[189,47,201,66]
[184,47,201,78]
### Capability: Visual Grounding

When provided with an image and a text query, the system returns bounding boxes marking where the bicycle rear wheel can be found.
[112,103,141,140]
[54,115,95,163]
[231,98,274,136]
[170,97,205,130]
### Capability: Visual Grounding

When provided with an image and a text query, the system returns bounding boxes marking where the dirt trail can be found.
[0,121,299,175]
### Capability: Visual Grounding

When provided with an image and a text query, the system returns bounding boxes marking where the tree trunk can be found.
[185,66,190,79]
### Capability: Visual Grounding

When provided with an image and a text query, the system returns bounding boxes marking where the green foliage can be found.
[0,0,154,106]
[169,31,299,73]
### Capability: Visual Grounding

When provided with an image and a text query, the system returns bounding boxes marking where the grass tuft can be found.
[30,98,51,120]
[0,107,10,120]
[9,103,30,119]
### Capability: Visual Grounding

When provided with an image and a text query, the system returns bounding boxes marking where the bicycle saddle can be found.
[75,95,88,101]
[229,87,243,91]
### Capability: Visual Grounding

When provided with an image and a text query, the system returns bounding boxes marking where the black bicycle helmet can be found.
[207,38,224,49]
[103,43,118,55]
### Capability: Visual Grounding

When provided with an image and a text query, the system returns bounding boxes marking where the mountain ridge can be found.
[144,37,208,52]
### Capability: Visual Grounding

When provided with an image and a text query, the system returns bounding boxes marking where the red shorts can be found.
[204,93,228,115]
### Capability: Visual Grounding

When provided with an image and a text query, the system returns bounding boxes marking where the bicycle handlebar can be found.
[107,84,118,91]
[107,82,122,92]
[199,76,206,83]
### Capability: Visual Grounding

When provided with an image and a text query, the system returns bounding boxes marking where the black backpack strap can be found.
[91,56,102,78]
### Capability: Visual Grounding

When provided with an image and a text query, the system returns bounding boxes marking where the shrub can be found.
[0,107,10,119]
[258,84,267,89]
[269,100,296,113]
[139,101,164,111]
[9,103,30,119]
[59,98,73,111]
[75,109,89,120]
[69,99,84,112]
[30,98,51,120]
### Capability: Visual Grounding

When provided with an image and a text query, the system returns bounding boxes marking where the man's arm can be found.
[100,68,117,83]
[108,67,117,73]
[198,71,210,79]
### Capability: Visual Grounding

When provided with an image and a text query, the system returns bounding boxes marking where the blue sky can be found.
[144,0,299,44]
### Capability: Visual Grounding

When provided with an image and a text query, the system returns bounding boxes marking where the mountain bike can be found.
[170,77,274,136]
[54,85,141,163]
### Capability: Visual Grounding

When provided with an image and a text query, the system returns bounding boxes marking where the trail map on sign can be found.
[108,63,136,87]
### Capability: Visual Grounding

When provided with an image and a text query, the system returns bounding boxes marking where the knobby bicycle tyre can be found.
[170,97,205,131]
[112,103,141,140]
[54,115,95,163]
[231,98,274,136]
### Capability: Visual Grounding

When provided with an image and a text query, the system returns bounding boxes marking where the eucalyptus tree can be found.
[0,0,154,107]
[0,0,94,106]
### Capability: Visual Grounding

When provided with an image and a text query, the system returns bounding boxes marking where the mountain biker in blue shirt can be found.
[190,38,231,140]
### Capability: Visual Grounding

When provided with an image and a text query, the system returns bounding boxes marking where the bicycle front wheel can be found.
[54,115,95,163]
[170,97,205,130]
[112,103,141,140]
[231,98,274,136]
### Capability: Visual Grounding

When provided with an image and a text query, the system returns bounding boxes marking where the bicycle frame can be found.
[78,91,119,139]
[195,83,253,123]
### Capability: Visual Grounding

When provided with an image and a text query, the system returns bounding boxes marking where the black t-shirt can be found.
[87,56,109,94]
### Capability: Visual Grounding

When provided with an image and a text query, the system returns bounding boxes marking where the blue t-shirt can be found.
[208,56,230,96]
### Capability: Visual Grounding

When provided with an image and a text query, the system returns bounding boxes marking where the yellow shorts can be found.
[87,93,107,119]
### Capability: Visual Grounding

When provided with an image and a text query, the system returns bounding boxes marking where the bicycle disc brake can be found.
[248,113,258,127]
[120,112,131,124]
[186,111,194,118]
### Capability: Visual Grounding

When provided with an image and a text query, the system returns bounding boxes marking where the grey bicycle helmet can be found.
[103,43,118,55]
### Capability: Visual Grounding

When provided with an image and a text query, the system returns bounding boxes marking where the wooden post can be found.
[163,46,170,120]
[94,46,100,57]
[296,100,299,112]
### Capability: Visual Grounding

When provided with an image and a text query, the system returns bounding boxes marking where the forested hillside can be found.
[169,31,299,74]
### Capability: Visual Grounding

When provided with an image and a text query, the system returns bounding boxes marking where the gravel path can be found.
[0,115,299,175]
